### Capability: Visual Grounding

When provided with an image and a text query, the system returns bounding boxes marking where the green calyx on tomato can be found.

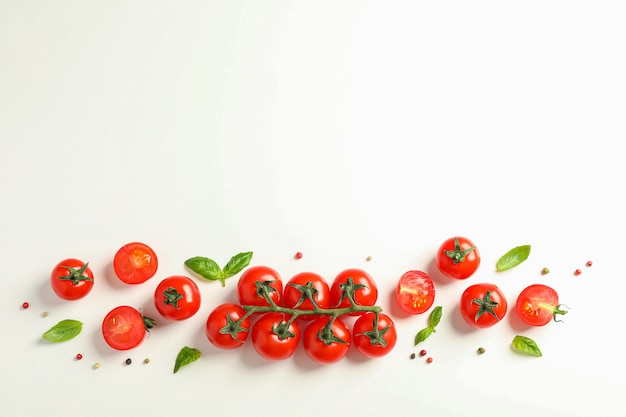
[472,290,501,322]
[163,287,184,310]
[57,263,93,285]
[317,320,349,346]
[335,277,368,306]
[218,315,250,343]
[444,237,476,265]
[271,320,296,341]
[255,280,280,305]
[287,281,320,309]
[142,314,158,331]
[355,314,392,348]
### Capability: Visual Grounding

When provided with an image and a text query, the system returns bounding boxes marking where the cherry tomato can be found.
[154,275,201,321]
[435,236,481,279]
[205,303,251,349]
[395,270,435,314]
[516,284,568,326]
[330,268,378,314]
[113,242,158,285]
[460,283,507,328]
[303,316,351,364]
[352,312,397,358]
[50,258,94,300]
[251,312,300,361]
[283,272,330,320]
[102,306,155,350]
[237,266,283,308]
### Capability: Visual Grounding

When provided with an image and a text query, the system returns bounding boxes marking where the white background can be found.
[1,1,625,416]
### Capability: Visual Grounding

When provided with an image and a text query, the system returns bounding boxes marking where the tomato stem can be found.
[444,237,476,265]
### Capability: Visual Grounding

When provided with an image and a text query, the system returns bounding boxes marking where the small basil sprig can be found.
[511,335,542,357]
[414,306,442,345]
[185,251,253,287]
[496,245,531,271]
[42,319,83,342]
[174,346,201,373]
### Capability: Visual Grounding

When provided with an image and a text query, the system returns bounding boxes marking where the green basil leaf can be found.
[429,306,443,328]
[496,245,531,271]
[414,327,433,345]
[173,346,201,374]
[223,251,253,278]
[42,319,82,342]
[184,257,223,281]
[511,335,542,357]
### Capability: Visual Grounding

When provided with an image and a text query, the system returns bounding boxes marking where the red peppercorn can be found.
[295,252,303,260]
[419,349,427,356]
[586,261,593,267]
[426,357,433,363]
[76,353,83,360]
[574,269,582,276]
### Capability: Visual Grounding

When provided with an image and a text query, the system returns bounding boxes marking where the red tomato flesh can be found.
[395,270,435,314]
[516,284,567,326]
[102,306,146,350]
[113,242,158,284]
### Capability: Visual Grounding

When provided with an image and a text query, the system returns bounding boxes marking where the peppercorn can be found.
[125,358,132,365]
[410,353,416,360]
[477,347,486,355]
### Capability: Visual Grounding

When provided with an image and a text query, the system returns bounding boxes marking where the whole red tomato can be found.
[283,272,330,320]
[154,275,201,321]
[205,303,251,349]
[102,306,156,350]
[330,268,378,314]
[237,266,283,308]
[50,258,94,300]
[251,312,300,361]
[460,283,507,328]
[303,316,351,364]
[516,284,568,326]
[352,312,397,358]
[395,270,435,314]
[113,242,158,284]
[435,236,480,279]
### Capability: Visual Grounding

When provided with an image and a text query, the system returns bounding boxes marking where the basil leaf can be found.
[173,346,201,374]
[184,257,223,281]
[42,319,82,342]
[223,251,253,278]
[429,306,443,328]
[414,327,433,345]
[511,335,542,357]
[496,245,531,271]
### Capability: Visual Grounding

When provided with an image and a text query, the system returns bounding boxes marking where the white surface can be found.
[1,1,625,416]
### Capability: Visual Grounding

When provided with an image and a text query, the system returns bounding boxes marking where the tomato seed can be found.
[426,357,433,364]
[295,252,303,259]
[22,302,29,309]
[410,353,416,359]
[586,261,593,267]
[574,269,582,276]
[125,358,132,365]
[419,349,427,356]
[76,353,83,360]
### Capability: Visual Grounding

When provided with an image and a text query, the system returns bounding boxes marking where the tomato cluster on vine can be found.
[205,266,397,364]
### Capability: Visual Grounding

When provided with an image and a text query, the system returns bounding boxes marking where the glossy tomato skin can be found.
[516,284,565,326]
[330,268,378,315]
[206,303,250,349]
[435,236,481,280]
[113,242,158,284]
[283,272,330,320]
[50,258,94,300]
[237,266,283,308]
[303,317,351,364]
[102,306,146,350]
[353,312,397,358]
[154,275,201,321]
[395,270,435,314]
[460,283,507,328]
[251,312,300,361]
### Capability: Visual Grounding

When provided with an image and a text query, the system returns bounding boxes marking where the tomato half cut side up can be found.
[113,242,158,284]
[102,306,153,351]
